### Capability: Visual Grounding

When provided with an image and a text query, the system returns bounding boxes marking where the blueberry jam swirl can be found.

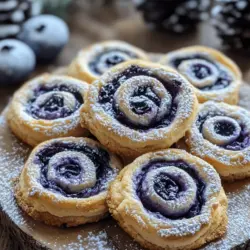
[135,160,205,220]
[27,84,83,120]
[197,113,250,150]
[35,141,115,198]
[89,49,138,75]
[170,54,233,91]
[98,65,181,131]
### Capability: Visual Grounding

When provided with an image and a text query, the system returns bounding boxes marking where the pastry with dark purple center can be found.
[67,40,149,84]
[81,60,198,158]
[107,149,228,250]
[186,101,250,181]
[159,46,242,104]
[15,137,122,227]
[7,74,89,146]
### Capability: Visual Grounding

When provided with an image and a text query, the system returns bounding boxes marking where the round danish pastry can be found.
[67,40,149,83]
[81,60,198,158]
[186,101,250,181]
[15,137,122,227]
[107,149,228,250]
[7,74,89,146]
[160,46,242,104]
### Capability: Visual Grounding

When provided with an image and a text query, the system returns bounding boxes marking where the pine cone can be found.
[212,0,250,51]
[0,0,40,39]
[134,0,210,33]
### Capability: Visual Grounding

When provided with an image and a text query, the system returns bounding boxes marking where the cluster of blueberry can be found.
[0,0,69,85]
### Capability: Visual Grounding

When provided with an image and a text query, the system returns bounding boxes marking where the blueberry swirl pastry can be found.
[15,137,122,227]
[82,60,198,158]
[160,46,242,104]
[186,101,250,181]
[107,149,228,250]
[67,40,149,83]
[7,74,89,146]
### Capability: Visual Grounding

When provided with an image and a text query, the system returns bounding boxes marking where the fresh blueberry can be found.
[0,39,36,85]
[17,14,69,63]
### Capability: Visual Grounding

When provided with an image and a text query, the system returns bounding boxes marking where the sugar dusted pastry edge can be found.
[81,60,199,159]
[160,45,242,104]
[67,40,149,84]
[7,74,90,146]
[15,137,123,227]
[107,149,228,250]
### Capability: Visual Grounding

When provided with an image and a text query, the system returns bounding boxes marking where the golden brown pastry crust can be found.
[107,149,228,250]
[7,74,89,146]
[67,40,149,83]
[81,60,198,159]
[15,137,123,227]
[15,187,109,227]
[185,101,250,181]
[159,46,242,104]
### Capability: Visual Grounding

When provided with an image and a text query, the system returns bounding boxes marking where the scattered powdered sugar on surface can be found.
[58,231,111,250]
[78,231,110,250]
[0,115,30,226]
[1,83,250,249]
[204,185,250,250]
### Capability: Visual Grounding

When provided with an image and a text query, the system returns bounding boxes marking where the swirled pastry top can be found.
[160,46,241,104]
[12,74,87,121]
[108,149,227,249]
[7,74,89,146]
[189,102,250,151]
[82,60,198,157]
[17,137,122,218]
[68,40,149,83]
[186,101,250,178]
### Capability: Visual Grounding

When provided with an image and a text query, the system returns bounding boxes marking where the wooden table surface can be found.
[1,2,250,250]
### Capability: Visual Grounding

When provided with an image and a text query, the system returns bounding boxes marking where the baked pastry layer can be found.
[186,101,250,181]
[67,40,149,83]
[107,149,228,250]
[7,74,89,146]
[15,137,122,227]
[160,46,242,104]
[81,60,198,158]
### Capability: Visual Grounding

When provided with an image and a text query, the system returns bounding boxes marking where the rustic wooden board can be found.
[1,52,250,249]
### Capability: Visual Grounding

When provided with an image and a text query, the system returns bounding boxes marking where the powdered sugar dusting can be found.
[1,83,250,249]
[239,82,250,110]
[187,99,250,170]
[58,231,112,250]
[158,213,210,237]
[11,74,88,138]
[204,184,250,250]
[87,65,196,144]
[0,111,30,226]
